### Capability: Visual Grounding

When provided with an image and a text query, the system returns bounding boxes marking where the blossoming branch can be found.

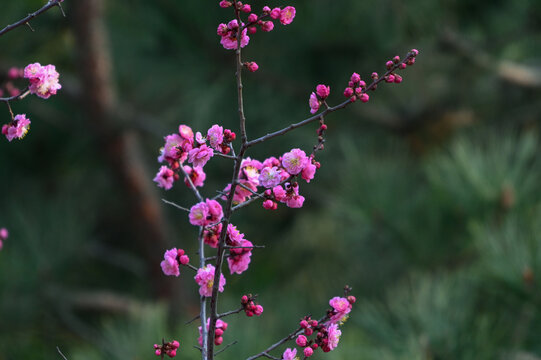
[153,1,420,360]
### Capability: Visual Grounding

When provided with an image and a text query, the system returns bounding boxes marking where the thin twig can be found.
[186,313,201,325]
[179,164,204,202]
[56,347,68,360]
[217,307,243,319]
[162,199,189,212]
[225,244,265,249]
[0,0,66,37]
[0,89,31,103]
[214,152,236,160]
[215,341,239,356]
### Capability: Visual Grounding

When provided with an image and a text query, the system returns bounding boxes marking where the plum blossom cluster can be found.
[154,340,180,358]
[220,147,319,210]
[217,2,296,71]
[160,248,190,277]
[0,227,8,251]
[240,294,264,317]
[154,124,236,190]
[2,114,30,142]
[199,318,228,347]
[202,223,253,274]
[1,63,62,142]
[282,293,355,359]
[23,63,61,99]
[342,49,419,105]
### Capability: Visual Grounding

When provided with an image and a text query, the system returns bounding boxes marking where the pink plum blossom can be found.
[189,199,223,227]
[280,6,296,25]
[325,323,342,351]
[226,224,252,275]
[329,296,352,323]
[309,92,320,114]
[207,124,224,150]
[188,144,214,168]
[160,248,180,277]
[183,165,206,187]
[261,21,274,32]
[198,318,228,346]
[153,166,175,190]
[301,159,317,183]
[282,148,308,175]
[316,84,330,99]
[204,223,222,248]
[195,264,226,297]
[270,7,281,19]
[24,63,61,99]
[259,166,282,188]
[2,114,30,142]
[220,27,250,50]
[282,348,297,360]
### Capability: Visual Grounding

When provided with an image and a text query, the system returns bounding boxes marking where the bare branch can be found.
[215,341,239,356]
[0,0,66,37]
[57,347,68,360]
[162,199,190,212]
[179,164,204,203]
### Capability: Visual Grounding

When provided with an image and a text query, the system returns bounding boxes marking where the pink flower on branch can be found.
[195,265,226,297]
[189,199,223,227]
[23,63,61,99]
[188,144,214,168]
[2,114,30,141]
[280,6,296,25]
[282,348,297,360]
[153,166,175,190]
[282,148,308,175]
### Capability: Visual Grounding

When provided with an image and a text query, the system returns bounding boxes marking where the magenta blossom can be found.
[188,144,214,168]
[280,6,296,25]
[160,248,180,277]
[153,166,175,190]
[282,148,308,175]
[226,224,252,275]
[189,199,223,227]
[325,323,342,351]
[301,158,317,183]
[183,165,206,187]
[2,114,30,142]
[309,92,320,114]
[24,63,61,99]
[220,27,250,50]
[316,84,330,99]
[195,264,226,297]
[282,348,297,360]
[199,318,228,346]
[259,166,282,188]
[329,296,352,323]
[207,124,224,150]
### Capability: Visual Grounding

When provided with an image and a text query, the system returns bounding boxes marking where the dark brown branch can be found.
[0,0,66,37]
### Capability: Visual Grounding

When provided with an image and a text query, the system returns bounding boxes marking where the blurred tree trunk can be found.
[71,0,176,300]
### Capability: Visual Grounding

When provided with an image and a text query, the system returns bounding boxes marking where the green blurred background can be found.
[1,0,541,359]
